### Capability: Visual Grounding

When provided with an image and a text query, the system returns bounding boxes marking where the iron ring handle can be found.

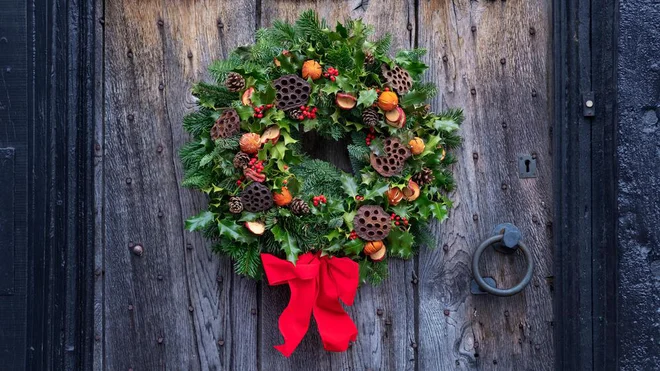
[472,234,534,296]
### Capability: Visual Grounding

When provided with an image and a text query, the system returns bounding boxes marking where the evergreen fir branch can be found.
[234,243,262,279]
[208,57,242,83]
[409,221,437,249]
[412,82,438,99]
[372,34,392,56]
[192,82,238,108]
[291,159,344,199]
[183,109,215,138]
[359,260,389,285]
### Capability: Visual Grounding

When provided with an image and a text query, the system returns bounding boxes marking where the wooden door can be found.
[98,1,553,370]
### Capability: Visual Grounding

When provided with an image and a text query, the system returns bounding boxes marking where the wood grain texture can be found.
[258,2,417,370]
[417,1,554,370]
[102,1,257,370]
[99,1,555,369]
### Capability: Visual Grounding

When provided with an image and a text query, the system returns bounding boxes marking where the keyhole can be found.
[525,159,531,173]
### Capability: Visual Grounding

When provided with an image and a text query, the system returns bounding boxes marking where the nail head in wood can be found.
[500,58,506,65]
[157,19,164,27]
[444,309,450,316]
[157,274,163,281]
[125,177,132,185]
[128,304,134,311]
[376,309,383,316]
[442,55,448,62]
[471,25,477,32]
[531,89,537,97]
[529,27,536,35]
[158,83,164,91]
[251,308,257,315]
[157,337,164,344]
[501,183,508,190]
[131,244,143,256]
[502,121,508,128]
[218,339,225,346]
[473,214,479,221]
[472,152,478,160]
[470,88,476,96]
[187,51,193,59]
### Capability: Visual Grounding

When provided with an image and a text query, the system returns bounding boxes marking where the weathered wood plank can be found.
[103,1,257,370]
[417,1,554,370]
[257,2,417,370]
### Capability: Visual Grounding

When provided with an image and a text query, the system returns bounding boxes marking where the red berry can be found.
[330,76,336,81]
[395,221,400,226]
[236,180,242,185]
[298,115,304,120]
[396,216,400,220]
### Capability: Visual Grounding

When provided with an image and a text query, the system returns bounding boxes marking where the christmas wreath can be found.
[180,11,462,356]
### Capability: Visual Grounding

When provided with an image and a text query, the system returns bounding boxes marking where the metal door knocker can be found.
[471,223,534,296]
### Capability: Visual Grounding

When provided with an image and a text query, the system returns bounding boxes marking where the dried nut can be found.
[377,91,399,111]
[260,125,281,144]
[336,92,357,110]
[241,87,255,106]
[409,137,425,155]
[239,133,262,154]
[273,187,293,206]
[244,221,266,235]
[302,60,322,80]
[370,246,387,261]
[363,240,384,255]
[386,187,404,205]
[402,180,421,201]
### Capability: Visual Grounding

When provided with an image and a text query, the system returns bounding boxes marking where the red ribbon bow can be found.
[261,252,359,357]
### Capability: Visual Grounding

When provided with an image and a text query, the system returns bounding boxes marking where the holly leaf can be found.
[391,204,412,219]
[343,211,357,230]
[281,131,298,145]
[235,105,254,121]
[343,238,364,256]
[272,224,301,263]
[387,228,415,259]
[357,89,378,107]
[218,218,256,244]
[185,211,215,231]
[340,174,359,198]
[400,90,427,106]
[364,181,389,201]
[321,83,341,95]
[433,119,460,132]
[335,75,354,92]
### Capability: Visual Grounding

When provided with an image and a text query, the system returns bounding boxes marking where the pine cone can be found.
[233,152,251,169]
[364,52,375,66]
[286,108,303,121]
[225,72,245,92]
[229,196,244,214]
[290,198,310,215]
[362,107,381,127]
[412,167,435,187]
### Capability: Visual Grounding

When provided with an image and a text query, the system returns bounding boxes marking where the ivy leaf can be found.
[185,211,215,231]
[364,181,389,201]
[340,174,359,198]
[357,89,378,107]
[433,119,460,132]
[272,224,301,263]
[343,238,363,256]
[387,228,415,259]
[400,90,427,106]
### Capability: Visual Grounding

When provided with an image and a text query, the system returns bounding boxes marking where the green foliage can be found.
[180,11,462,284]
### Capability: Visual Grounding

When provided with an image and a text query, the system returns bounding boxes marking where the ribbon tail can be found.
[313,259,359,352]
[273,277,317,357]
